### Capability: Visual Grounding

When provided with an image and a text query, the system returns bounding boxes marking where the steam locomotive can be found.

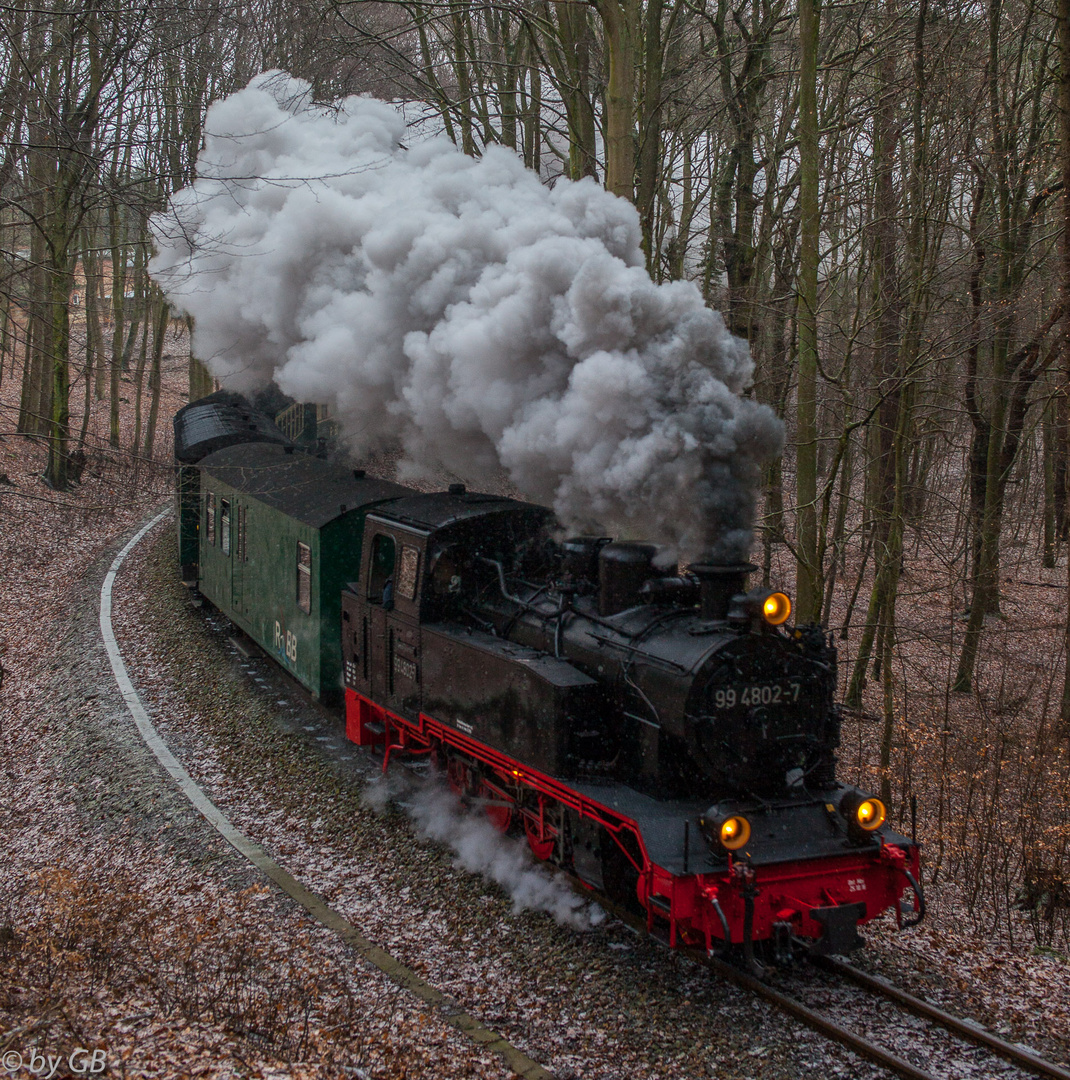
[175,392,924,966]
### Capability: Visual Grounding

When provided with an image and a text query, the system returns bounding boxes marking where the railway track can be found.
[105,512,1070,1080]
[586,871,1069,1080]
[391,749,1070,1078]
[715,951,1070,1080]
[813,954,1070,1080]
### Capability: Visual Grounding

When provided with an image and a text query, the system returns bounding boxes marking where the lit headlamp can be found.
[761,592,792,626]
[728,588,793,627]
[701,808,752,852]
[839,788,887,841]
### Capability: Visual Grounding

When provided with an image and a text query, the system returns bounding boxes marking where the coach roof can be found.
[173,390,291,464]
[198,443,413,528]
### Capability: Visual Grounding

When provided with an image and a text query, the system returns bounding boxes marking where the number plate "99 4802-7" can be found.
[711,681,802,709]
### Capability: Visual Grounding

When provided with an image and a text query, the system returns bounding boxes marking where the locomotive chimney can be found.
[688,562,758,620]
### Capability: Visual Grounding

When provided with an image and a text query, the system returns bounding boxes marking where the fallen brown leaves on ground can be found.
[1,338,1068,1076]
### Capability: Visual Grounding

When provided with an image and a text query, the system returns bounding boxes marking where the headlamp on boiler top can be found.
[761,591,792,626]
[728,588,793,627]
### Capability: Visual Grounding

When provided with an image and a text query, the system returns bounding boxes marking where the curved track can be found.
[587,840,1070,1080]
[100,510,555,1080]
[103,511,1070,1080]
[714,951,1070,1080]
[811,955,1070,1080]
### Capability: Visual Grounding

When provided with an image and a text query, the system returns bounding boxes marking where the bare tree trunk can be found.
[635,0,666,266]
[522,51,542,173]
[143,295,168,459]
[795,0,822,622]
[821,433,853,624]
[598,0,638,201]
[44,255,73,490]
[78,320,94,449]
[17,302,43,435]
[847,0,904,703]
[83,233,107,403]
[1044,394,1057,568]
[0,294,8,392]
[19,228,53,438]
[108,205,125,448]
[132,301,150,455]
[449,0,476,154]
[1056,381,1069,540]
[561,1,599,180]
[1058,0,1070,727]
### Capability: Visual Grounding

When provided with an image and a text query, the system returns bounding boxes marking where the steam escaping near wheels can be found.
[363,773,604,931]
[149,72,782,563]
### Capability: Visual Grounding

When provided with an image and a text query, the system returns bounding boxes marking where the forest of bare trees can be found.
[2,0,1069,946]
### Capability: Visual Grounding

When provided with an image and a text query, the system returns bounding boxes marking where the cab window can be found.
[368,534,396,604]
[397,545,420,601]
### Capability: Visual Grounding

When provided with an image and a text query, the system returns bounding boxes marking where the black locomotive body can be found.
[176,397,924,962]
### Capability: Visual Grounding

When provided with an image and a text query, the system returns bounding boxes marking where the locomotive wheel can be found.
[442,751,515,832]
[445,754,474,799]
[479,779,514,833]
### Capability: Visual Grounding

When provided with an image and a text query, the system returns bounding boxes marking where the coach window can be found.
[237,505,247,562]
[220,500,231,555]
[368,534,396,604]
[297,542,312,613]
[206,492,216,546]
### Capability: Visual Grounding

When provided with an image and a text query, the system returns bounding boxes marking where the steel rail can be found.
[703,953,939,1080]
[591,887,1069,1080]
[582,888,939,1080]
[812,954,1070,1080]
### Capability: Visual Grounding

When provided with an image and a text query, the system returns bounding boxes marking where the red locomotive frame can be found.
[346,687,922,955]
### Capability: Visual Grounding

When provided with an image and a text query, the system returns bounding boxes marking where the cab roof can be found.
[370,490,551,533]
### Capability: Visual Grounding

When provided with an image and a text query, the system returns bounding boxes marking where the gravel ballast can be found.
[4,504,1067,1078]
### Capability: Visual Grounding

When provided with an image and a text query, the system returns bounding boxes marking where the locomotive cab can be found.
[340,492,597,775]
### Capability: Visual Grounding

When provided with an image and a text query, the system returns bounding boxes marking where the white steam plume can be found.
[363,774,602,930]
[150,73,783,560]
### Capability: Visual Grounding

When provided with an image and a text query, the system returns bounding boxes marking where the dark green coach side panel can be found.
[195,444,412,703]
[199,484,309,690]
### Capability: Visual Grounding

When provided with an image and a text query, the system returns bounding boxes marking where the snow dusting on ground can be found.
[1,343,1068,1077]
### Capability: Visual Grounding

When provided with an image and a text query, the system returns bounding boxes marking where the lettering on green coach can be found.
[274,619,298,664]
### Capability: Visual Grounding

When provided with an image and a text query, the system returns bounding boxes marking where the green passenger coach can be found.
[173,390,291,580]
[196,442,409,703]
